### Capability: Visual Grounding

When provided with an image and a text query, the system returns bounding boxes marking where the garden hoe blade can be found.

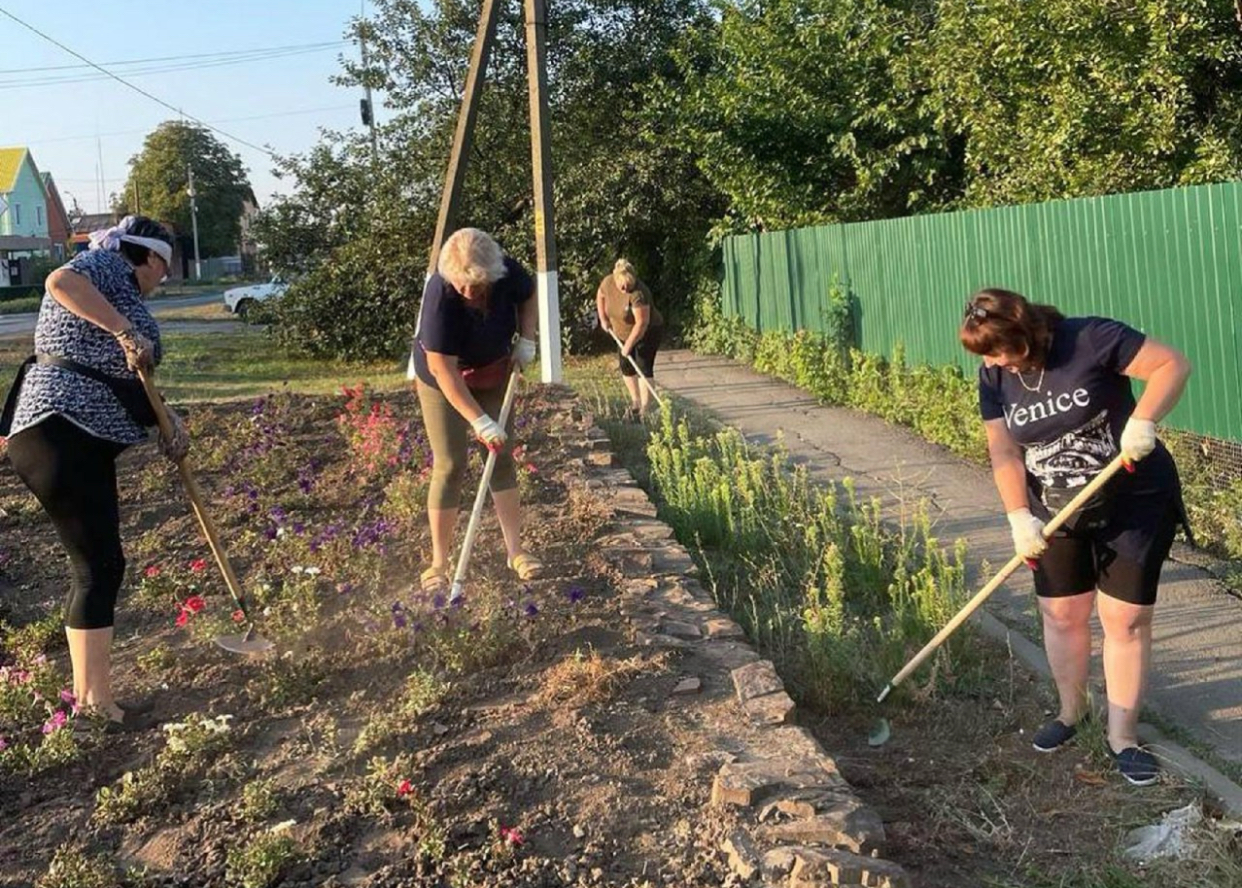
[214,625,275,656]
[137,367,276,657]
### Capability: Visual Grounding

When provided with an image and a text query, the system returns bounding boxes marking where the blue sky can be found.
[1,0,371,214]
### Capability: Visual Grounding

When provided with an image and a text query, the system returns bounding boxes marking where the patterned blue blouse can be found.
[8,249,163,444]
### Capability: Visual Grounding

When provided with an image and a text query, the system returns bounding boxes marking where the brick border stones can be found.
[581,419,910,888]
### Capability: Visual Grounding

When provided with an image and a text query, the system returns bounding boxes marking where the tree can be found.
[257,0,724,360]
[116,122,254,258]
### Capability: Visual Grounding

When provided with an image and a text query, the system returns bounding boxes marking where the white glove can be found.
[1007,508,1048,560]
[514,337,537,369]
[1120,417,1157,462]
[470,414,507,449]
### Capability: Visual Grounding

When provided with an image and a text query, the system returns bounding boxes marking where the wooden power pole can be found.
[418,0,563,383]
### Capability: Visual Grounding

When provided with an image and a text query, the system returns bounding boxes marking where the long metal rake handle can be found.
[136,367,254,622]
[608,327,665,408]
[876,453,1131,702]
[449,368,521,601]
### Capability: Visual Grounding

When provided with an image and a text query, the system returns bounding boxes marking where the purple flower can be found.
[567,586,585,604]
[269,506,287,523]
[292,522,305,535]
[263,526,278,541]
[0,735,7,750]
[336,582,354,595]
[393,612,407,629]
[523,602,539,618]
[432,593,446,610]
[391,602,405,612]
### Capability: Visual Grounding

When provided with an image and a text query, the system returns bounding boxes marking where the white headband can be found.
[119,234,172,266]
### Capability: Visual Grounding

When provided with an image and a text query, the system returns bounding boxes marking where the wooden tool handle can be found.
[136,367,251,618]
[879,454,1131,698]
[608,328,665,407]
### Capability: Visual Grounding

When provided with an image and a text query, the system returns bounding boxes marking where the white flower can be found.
[270,819,297,835]
[292,565,305,575]
[305,567,321,576]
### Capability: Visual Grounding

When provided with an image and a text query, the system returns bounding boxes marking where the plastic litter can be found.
[1122,801,1202,864]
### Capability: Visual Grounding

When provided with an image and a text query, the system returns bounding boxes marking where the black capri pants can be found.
[619,327,663,379]
[6,415,128,629]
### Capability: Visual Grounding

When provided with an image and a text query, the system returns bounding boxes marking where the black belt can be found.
[0,354,156,436]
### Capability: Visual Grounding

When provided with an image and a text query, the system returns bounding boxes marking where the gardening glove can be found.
[1120,417,1157,463]
[114,327,155,372]
[1007,508,1048,561]
[158,409,190,463]
[470,413,507,450]
[513,337,537,370]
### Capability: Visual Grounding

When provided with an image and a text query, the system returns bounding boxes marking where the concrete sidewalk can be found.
[656,349,1242,774]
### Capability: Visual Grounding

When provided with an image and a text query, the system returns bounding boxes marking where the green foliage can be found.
[225,833,301,888]
[646,411,978,709]
[35,848,134,888]
[256,0,722,360]
[116,122,253,258]
[354,669,449,755]
[237,779,281,823]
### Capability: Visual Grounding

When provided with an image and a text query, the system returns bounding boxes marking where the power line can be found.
[0,5,279,158]
[0,44,344,89]
[23,105,357,147]
[0,41,344,74]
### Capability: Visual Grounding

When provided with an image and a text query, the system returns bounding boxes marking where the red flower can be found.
[144,565,162,579]
[500,826,524,846]
[183,595,206,613]
[189,558,208,573]
[524,463,538,474]
[396,779,412,797]
[232,609,245,623]
[174,610,189,628]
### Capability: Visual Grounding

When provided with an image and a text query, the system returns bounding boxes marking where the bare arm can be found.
[424,350,488,422]
[518,289,537,341]
[46,267,132,334]
[1123,337,1192,423]
[623,305,651,353]
[596,287,610,331]
[985,419,1029,513]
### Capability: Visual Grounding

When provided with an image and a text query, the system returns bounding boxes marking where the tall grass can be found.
[645,408,978,711]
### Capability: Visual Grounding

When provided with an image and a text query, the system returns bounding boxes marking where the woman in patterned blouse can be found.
[2,215,188,731]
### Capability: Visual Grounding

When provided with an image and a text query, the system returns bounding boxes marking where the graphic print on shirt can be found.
[1023,409,1116,491]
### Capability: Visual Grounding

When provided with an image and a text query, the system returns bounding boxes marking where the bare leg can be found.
[1097,593,1154,750]
[1038,590,1095,725]
[66,626,123,721]
[637,376,652,416]
[491,488,523,561]
[621,375,641,413]
[428,507,458,572]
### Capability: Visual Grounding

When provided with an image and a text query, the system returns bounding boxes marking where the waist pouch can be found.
[0,354,156,436]
[1040,478,1116,533]
[459,355,510,391]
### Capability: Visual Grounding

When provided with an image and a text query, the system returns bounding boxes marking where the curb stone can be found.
[580,418,911,888]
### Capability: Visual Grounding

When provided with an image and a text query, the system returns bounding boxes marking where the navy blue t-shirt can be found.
[978,316,1179,517]
[412,256,534,389]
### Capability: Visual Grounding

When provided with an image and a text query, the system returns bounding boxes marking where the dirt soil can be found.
[0,386,746,888]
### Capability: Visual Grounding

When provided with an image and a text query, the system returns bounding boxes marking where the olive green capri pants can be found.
[415,379,518,509]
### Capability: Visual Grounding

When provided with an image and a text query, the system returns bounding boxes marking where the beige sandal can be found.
[420,566,449,593]
[507,551,544,581]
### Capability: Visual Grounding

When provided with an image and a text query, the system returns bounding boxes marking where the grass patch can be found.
[0,295,42,315]
[149,301,236,322]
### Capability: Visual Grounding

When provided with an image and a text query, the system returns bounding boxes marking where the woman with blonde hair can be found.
[596,258,664,420]
[408,228,542,593]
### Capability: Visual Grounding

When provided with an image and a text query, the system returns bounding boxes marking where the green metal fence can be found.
[721,183,1242,441]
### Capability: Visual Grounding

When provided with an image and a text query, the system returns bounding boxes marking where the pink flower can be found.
[0,736,7,751]
[232,609,245,623]
[183,595,206,613]
[189,558,208,573]
[500,826,524,846]
[42,711,67,734]
[144,564,162,578]
[175,610,189,628]
[396,779,412,797]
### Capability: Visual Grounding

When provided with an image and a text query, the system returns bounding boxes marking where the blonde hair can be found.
[438,228,507,287]
[612,258,637,292]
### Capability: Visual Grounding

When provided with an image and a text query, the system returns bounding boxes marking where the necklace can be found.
[1016,367,1045,393]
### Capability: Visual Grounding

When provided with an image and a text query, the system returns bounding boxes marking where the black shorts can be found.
[619,327,662,379]
[1032,502,1179,606]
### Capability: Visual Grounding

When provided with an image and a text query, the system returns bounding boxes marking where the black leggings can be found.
[6,416,128,629]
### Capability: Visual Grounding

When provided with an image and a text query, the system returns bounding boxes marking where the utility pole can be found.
[359,3,380,171]
[524,0,562,382]
[187,165,202,281]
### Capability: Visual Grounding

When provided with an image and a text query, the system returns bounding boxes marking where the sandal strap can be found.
[508,552,544,578]
[421,566,449,590]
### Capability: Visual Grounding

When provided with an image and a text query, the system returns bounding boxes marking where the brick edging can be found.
[581,419,911,888]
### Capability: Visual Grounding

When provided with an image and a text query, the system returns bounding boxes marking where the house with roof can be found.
[0,146,54,288]
[40,172,72,261]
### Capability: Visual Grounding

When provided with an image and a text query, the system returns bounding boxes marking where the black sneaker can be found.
[1111,746,1160,786]
[1032,719,1078,753]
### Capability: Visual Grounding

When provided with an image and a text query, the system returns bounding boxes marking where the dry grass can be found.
[536,648,665,707]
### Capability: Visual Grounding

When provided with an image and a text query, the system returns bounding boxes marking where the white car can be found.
[223,276,288,317]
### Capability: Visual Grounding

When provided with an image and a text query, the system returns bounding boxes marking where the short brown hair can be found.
[959,288,1065,369]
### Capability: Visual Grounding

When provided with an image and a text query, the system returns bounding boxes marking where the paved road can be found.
[0,292,224,339]
[657,349,1242,770]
